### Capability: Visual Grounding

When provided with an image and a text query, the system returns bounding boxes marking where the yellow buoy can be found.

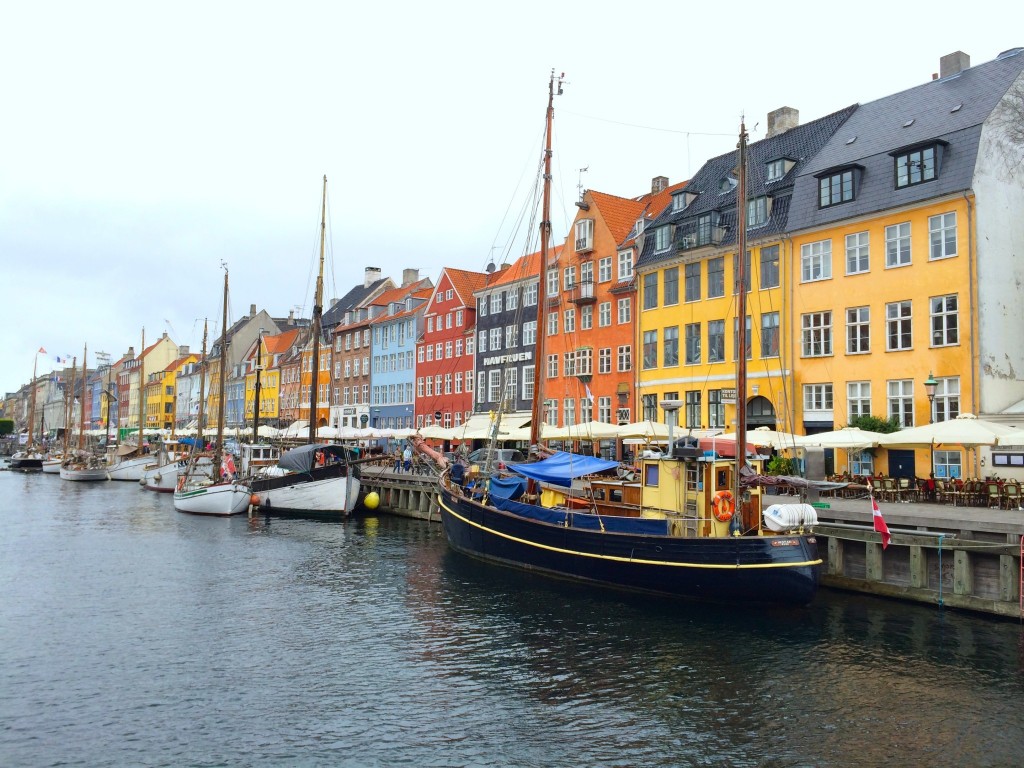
[363,491,380,510]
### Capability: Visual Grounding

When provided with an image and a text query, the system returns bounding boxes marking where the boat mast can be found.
[78,344,88,450]
[27,352,38,449]
[308,175,327,445]
[732,121,749,532]
[138,328,145,448]
[215,269,229,473]
[196,320,208,457]
[528,71,563,454]
[253,329,263,441]
[64,355,77,454]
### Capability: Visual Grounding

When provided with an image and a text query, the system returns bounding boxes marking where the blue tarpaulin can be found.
[507,451,619,487]
[489,475,527,500]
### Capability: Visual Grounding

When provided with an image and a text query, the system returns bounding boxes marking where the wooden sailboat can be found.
[173,268,253,515]
[42,352,76,474]
[246,175,362,516]
[416,77,821,605]
[61,344,111,481]
[11,350,45,471]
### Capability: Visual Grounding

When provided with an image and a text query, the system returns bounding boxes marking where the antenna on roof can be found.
[577,166,589,201]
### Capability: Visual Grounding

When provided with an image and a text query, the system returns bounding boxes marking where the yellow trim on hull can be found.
[438,495,823,571]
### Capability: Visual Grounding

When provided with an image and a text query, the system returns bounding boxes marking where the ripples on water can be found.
[1,468,1023,767]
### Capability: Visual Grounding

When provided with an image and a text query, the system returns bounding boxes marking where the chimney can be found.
[287,309,294,325]
[402,268,419,287]
[940,51,970,78]
[249,303,257,318]
[651,176,669,194]
[766,107,799,138]
[126,346,135,360]
[364,266,382,288]
[178,345,190,356]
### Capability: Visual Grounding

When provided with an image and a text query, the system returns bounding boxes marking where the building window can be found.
[886,301,912,351]
[685,391,702,428]
[598,396,612,423]
[598,257,612,282]
[563,352,576,378]
[618,251,633,281]
[851,450,874,476]
[761,312,780,358]
[642,330,658,369]
[654,226,671,252]
[697,214,714,245]
[846,231,869,275]
[617,298,631,325]
[504,291,516,312]
[580,261,593,286]
[708,319,725,363]
[546,354,558,379]
[818,169,855,207]
[930,294,958,346]
[522,321,536,346]
[895,145,936,188]
[747,195,769,227]
[476,331,486,354]
[848,381,871,422]
[801,311,832,357]
[803,383,833,412]
[733,251,751,294]
[933,450,962,479]
[522,366,535,400]
[801,240,832,282]
[563,398,575,426]
[760,245,779,289]
[563,266,576,291]
[733,316,751,360]
[766,158,786,182]
[581,396,593,423]
[642,393,658,421]
[524,281,538,306]
[617,345,631,372]
[846,306,870,354]
[707,256,724,298]
[546,269,559,297]
[598,302,611,327]
[929,212,957,260]
[887,379,914,427]
[505,326,516,349]
[643,273,658,310]
[885,222,911,267]
[564,308,576,333]
[934,376,960,422]
[581,305,593,330]
[544,400,558,426]
[489,327,501,351]
[547,312,558,336]
[708,390,724,428]
[663,266,679,306]
[598,347,611,374]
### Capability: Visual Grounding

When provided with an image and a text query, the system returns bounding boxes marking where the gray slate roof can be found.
[788,47,1024,231]
[321,278,392,328]
[637,104,857,270]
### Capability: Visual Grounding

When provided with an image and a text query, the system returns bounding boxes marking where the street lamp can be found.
[924,371,938,488]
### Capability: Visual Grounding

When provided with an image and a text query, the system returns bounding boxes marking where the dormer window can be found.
[719,175,737,194]
[575,218,594,253]
[635,218,645,236]
[746,196,771,227]
[893,143,941,188]
[766,157,795,182]
[654,226,672,252]
[817,168,858,208]
[671,192,686,211]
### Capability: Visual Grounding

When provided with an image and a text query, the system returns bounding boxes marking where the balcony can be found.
[569,280,596,305]
[575,236,593,254]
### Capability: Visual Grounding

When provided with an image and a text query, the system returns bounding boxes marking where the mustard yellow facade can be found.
[244,336,280,424]
[791,193,975,475]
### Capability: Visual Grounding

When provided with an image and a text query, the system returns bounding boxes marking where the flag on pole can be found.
[38,347,47,354]
[871,496,891,549]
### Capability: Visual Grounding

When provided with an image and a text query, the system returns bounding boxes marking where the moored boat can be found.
[247,443,361,516]
[140,440,197,493]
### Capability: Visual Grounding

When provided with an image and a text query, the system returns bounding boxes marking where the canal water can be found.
[2,468,1023,767]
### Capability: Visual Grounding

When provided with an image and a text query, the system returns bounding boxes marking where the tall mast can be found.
[529,71,563,452]
[216,269,229,471]
[732,121,749,532]
[138,328,145,446]
[27,353,38,448]
[308,174,327,445]
[65,356,77,454]
[78,344,88,450]
[196,320,208,455]
[253,329,263,441]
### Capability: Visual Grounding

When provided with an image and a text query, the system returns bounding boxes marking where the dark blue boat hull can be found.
[437,486,820,606]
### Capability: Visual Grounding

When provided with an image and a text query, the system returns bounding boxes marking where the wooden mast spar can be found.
[308,175,327,445]
[215,269,230,477]
[732,121,749,533]
[78,344,88,450]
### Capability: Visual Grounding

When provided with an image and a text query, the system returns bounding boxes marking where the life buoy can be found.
[712,490,735,522]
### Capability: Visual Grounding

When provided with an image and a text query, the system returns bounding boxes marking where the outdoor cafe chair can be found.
[985,481,1002,508]
[1002,482,1022,510]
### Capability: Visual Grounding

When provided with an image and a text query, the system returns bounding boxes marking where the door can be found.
[888,449,916,480]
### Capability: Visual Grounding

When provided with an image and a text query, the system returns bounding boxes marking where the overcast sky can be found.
[0,0,1013,394]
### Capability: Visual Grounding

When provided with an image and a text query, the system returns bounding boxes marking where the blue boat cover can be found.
[489,475,527,500]
[507,451,619,487]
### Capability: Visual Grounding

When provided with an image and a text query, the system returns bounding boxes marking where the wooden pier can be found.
[359,464,440,521]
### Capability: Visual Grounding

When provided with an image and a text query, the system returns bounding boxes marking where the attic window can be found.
[903,119,915,128]
[671,192,686,211]
[719,176,737,194]
[950,103,963,113]
[845,136,857,145]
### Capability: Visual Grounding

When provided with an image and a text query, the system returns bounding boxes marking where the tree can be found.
[0,418,13,436]
[849,414,900,434]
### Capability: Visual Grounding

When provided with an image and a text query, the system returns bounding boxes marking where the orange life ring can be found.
[712,490,735,522]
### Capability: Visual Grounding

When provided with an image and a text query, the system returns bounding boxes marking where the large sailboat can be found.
[247,176,361,516]
[61,345,111,482]
[105,330,154,481]
[173,269,253,516]
[416,74,821,606]
[11,350,45,472]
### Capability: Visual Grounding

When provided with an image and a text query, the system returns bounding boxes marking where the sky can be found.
[0,0,1015,395]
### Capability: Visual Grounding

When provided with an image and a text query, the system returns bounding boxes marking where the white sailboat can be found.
[173,268,253,516]
[11,350,45,471]
[61,344,112,482]
[247,176,361,516]
[105,330,152,481]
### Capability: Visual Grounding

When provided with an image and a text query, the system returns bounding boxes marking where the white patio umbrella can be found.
[256,424,279,438]
[419,424,454,440]
[615,420,671,440]
[877,413,1017,449]
[995,429,1024,446]
[717,427,802,450]
[317,426,340,439]
[796,426,887,449]
[546,420,621,441]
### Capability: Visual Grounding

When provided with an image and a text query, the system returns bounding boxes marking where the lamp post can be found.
[924,371,938,487]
